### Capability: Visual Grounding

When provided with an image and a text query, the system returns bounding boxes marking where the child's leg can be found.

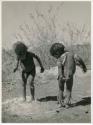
[65,77,73,106]
[28,75,35,101]
[22,71,28,101]
[58,77,65,107]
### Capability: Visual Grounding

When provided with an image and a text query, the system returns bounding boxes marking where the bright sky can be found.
[2,1,91,49]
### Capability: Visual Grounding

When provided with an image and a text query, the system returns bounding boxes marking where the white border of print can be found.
[0,0,92,125]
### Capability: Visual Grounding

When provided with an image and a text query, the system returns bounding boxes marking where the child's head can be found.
[13,41,28,60]
[50,43,65,59]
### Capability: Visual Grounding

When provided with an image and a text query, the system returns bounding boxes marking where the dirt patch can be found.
[2,96,58,117]
[2,67,91,123]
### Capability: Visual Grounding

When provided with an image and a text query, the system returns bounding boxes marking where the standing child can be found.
[13,41,44,102]
[50,43,87,108]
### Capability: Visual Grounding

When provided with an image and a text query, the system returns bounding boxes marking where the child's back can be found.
[58,52,76,80]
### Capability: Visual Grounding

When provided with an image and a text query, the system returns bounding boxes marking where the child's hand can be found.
[40,67,44,73]
[57,75,65,80]
[13,68,17,73]
[83,67,87,73]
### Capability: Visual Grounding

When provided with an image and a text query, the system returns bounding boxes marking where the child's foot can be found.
[58,102,65,108]
[21,98,26,103]
[28,98,35,103]
[57,101,59,104]
[65,104,69,109]
[58,104,65,108]
[65,103,71,109]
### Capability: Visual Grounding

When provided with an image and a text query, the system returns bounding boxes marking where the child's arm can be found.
[13,59,20,72]
[74,54,87,72]
[32,53,44,73]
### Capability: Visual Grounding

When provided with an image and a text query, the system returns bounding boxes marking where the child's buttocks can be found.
[60,52,76,79]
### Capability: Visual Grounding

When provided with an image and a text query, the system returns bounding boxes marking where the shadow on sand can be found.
[71,96,91,107]
[38,96,57,102]
[38,96,91,107]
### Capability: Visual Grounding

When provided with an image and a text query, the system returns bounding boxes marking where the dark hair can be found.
[50,42,65,57]
[13,41,28,55]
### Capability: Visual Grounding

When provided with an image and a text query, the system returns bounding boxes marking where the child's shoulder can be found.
[27,51,35,56]
[57,52,67,65]
[59,51,69,60]
[58,51,74,65]
[60,51,74,58]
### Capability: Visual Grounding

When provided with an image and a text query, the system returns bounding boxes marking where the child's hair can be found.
[13,41,28,55]
[50,43,65,57]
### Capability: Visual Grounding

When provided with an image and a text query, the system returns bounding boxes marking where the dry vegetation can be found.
[2,3,91,82]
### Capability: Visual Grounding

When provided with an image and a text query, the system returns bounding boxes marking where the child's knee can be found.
[58,75,65,82]
[58,79,65,91]
[66,77,73,90]
[30,83,34,89]
[22,81,27,87]
[28,75,34,83]
[66,83,73,92]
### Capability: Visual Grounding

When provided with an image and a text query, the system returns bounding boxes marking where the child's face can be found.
[17,51,26,60]
[53,51,61,59]
[54,54,59,59]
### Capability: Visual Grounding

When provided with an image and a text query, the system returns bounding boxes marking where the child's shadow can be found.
[38,96,57,102]
[38,96,91,107]
[71,96,91,107]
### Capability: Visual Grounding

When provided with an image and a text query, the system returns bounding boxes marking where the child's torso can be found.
[20,52,35,72]
[58,52,76,78]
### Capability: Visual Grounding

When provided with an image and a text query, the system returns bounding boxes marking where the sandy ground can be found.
[2,67,91,123]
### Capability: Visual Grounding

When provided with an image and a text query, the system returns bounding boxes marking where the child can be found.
[50,43,87,108]
[13,41,44,102]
